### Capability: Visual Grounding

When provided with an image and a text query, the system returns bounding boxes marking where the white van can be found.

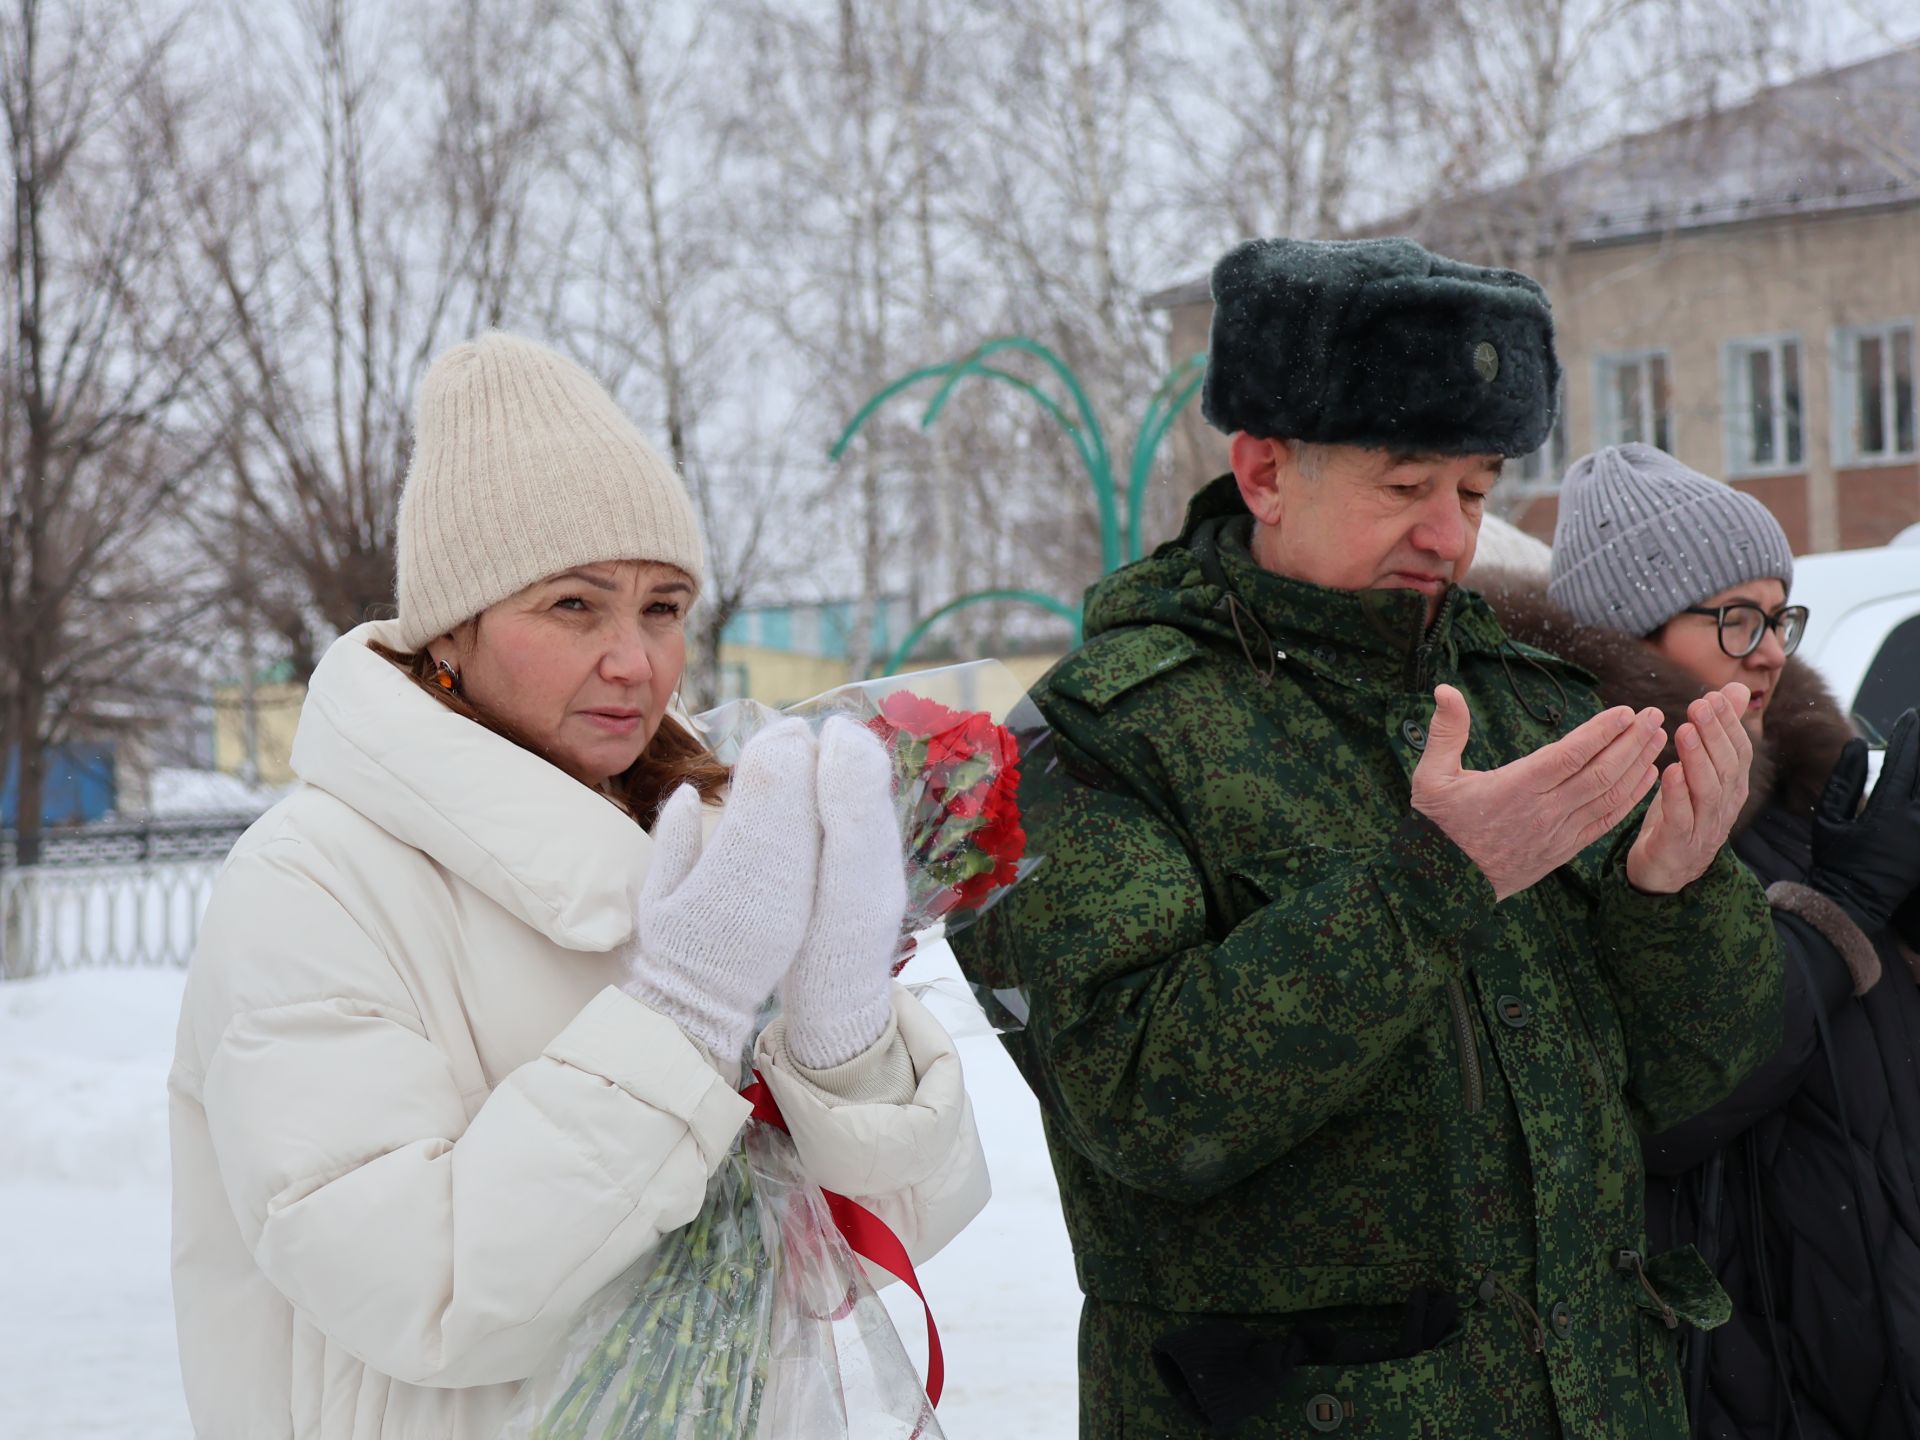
[1790,537,1920,743]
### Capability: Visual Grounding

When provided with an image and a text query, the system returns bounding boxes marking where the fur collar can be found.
[1474,570,1858,836]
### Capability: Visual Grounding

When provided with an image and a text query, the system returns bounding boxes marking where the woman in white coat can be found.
[168,332,989,1439]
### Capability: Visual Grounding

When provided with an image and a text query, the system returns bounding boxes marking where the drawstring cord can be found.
[1479,1270,1546,1353]
[1615,1250,1678,1330]
[1192,515,1283,687]
[1223,591,1281,687]
[1497,638,1569,726]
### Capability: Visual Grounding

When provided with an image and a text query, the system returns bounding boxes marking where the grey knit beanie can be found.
[394,332,705,650]
[1548,443,1793,637]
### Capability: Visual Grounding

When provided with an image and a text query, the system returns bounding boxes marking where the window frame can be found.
[1831,320,1918,468]
[1593,348,1676,453]
[788,604,822,657]
[1721,332,1806,478]
[1512,375,1571,491]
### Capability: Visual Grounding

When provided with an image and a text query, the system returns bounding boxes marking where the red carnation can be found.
[879,690,968,737]
[850,687,1032,945]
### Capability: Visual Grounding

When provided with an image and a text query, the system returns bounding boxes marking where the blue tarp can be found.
[2,743,117,826]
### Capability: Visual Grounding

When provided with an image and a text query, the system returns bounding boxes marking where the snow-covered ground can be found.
[0,956,1081,1437]
[0,970,188,1437]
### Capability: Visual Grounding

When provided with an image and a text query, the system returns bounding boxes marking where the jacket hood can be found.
[1475,569,1857,834]
[289,620,650,951]
[1081,476,1249,643]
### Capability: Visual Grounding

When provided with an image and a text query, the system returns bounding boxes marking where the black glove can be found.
[1810,709,1920,933]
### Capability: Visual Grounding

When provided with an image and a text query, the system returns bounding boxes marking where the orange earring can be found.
[433,659,460,692]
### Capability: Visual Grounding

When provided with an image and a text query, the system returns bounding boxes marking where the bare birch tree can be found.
[176,0,573,679]
[714,0,996,677]
[563,0,812,705]
[0,0,221,862]
[1163,1,1442,244]
[959,0,1206,565]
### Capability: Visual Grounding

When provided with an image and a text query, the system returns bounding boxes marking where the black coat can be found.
[1482,572,1920,1440]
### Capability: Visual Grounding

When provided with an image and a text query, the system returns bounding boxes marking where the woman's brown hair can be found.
[367,638,730,826]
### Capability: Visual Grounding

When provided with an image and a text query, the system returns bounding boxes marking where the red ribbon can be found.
[740,1071,945,1409]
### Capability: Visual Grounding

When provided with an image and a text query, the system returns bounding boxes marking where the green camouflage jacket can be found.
[955,478,1783,1439]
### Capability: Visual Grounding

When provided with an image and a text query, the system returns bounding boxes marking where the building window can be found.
[1724,336,1803,474]
[822,601,854,659]
[788,604,822,657]
[1514,378,1570,489]
[1595,351,1673,452]
[1834,323,1917,464]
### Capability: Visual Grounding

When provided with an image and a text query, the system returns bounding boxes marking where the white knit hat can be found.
[394,332,705,649]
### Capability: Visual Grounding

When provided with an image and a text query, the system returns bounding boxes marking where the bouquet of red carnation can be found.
[694,661,1044,1028]
[864,687,1029,943]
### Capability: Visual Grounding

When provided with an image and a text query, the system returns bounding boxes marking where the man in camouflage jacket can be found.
[954,239,1783,1438]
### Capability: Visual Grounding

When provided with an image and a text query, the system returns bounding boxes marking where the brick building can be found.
[1146,46,1920,555]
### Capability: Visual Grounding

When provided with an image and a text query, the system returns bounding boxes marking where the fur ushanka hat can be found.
[1200,236,1561,458]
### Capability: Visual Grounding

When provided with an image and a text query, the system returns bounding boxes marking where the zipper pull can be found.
[1411,634,1447,692]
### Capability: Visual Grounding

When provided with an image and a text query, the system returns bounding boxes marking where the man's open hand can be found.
[1625,684,1753,895]
[1412,685,1666,902]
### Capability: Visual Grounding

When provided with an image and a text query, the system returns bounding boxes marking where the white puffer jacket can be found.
[168,622,989,1439]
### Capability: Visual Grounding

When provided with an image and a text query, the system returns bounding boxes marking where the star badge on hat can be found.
[1473,341,1500,383]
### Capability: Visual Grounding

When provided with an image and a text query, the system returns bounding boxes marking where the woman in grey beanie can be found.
[169,333,988,1439]
[1481,442,1920,1440]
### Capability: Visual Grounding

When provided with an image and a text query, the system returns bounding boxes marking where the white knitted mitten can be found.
[781,716,910,1069]
[623,718,820,1066]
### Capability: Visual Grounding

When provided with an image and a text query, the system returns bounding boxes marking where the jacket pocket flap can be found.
[1638,1245,1732,1330]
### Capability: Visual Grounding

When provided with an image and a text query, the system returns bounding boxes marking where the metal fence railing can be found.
[0,860,224,980]
[0,813,260,868]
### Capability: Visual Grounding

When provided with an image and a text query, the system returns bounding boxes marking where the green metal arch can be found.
[832,340,1208,676]
[829,361,962,462]
[1126,353,1207,561]
[832,337,1120,572]
[922,337,1112,471]
[923,357,1106,547]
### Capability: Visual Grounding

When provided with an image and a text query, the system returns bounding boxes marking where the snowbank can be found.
[0,968,181,1186]
[0,969,191,1436]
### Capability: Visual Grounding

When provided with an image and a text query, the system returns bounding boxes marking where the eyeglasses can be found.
[1679,602,1809,659]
